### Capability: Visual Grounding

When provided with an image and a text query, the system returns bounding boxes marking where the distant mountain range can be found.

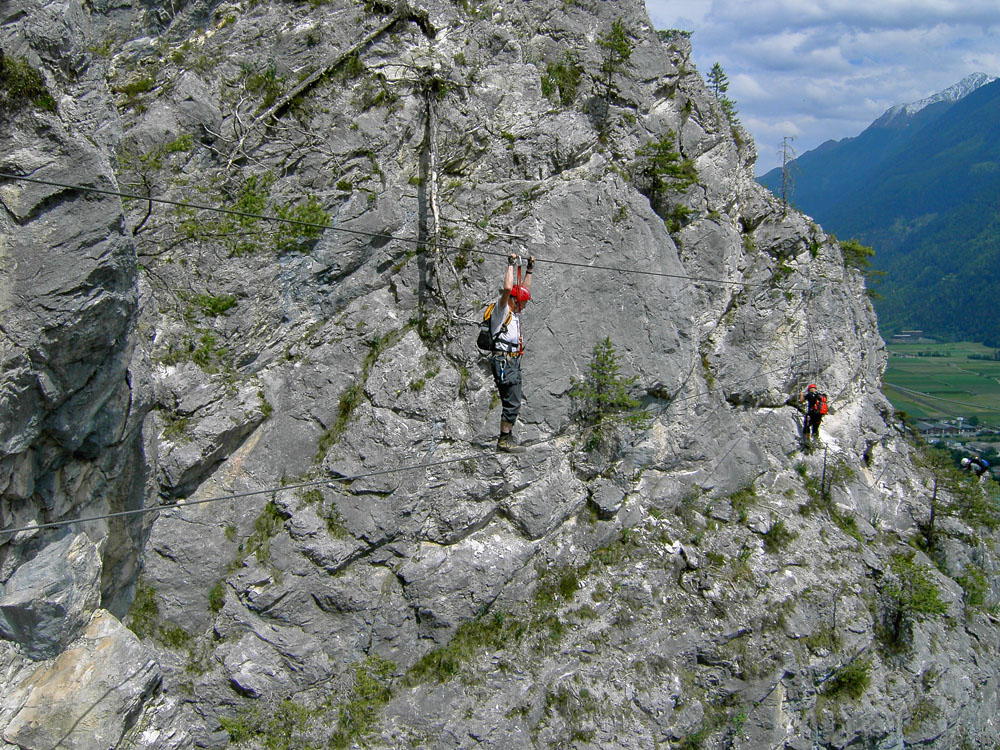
[758,73,1000,346]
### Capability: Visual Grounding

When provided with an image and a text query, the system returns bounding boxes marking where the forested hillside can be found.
[760,77,1000,344]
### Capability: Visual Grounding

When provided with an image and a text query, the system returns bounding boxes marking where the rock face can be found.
[2,0,1000,748]
[0,0,159,743]
[1,610,161,750]
[0,532,102,659]
[0,0,153,600]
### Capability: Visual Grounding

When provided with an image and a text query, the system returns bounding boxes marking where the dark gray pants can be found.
[803,412,822,437]
[491,354,522,425]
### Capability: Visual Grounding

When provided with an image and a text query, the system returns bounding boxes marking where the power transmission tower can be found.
[780,136,795,214]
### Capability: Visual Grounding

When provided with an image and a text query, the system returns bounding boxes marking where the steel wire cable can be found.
[0,170,847,538]
[0,171,815,291]
[0,456,483,538]
[0,363,798,538]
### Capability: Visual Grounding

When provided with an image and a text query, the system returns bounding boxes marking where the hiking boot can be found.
[497,433,524,453]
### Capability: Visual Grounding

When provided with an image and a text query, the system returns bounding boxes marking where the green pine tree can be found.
[879,550,948,652]
[719,95,739,125]
[632,131,698,231]
[706,62,739,126]
[706,62,729,98]
[597,19,633,102]
[634,133,697,195]
[839,239,884,298]
[570,338,647,448]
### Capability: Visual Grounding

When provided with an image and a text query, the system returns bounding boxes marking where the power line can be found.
[0,171,812,290]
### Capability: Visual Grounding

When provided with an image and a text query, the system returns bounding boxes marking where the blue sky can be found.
[644,0,1000,174]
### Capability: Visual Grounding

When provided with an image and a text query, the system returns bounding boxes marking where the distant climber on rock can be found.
[799,383,827,444]
[489,252,533,453]
[960,456,990,481]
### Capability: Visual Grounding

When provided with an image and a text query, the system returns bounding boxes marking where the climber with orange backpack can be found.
[799,383,827,443]
[482,252,533,453]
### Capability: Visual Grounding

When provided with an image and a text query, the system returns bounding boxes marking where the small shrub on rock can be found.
[762,517,797,553]
[0,54,56,114]
[878,550,948,652]
[823,657,871,700]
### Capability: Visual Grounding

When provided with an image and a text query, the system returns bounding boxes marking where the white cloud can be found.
[657,0,710,27]
[961,50,1000,72]
[730,72,768,99]
[643,0,1000,173]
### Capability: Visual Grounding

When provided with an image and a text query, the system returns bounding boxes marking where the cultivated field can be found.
[884,341,1000,424]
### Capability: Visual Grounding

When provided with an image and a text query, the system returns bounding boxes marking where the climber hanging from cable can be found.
[798,383,827,445]
[486,252,534,453]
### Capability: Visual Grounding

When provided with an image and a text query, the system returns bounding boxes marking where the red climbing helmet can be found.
[807,384,817,391]
[510,285,531,302]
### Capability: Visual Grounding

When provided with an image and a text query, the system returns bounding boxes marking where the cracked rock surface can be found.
[2,0,1000,748]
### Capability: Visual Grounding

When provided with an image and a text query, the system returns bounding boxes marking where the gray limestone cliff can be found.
[0,1,159,747]
[1,0,999,748]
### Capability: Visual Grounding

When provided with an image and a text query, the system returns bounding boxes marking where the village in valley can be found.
[886,332,1000,476]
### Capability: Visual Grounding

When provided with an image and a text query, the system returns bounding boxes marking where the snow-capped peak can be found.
[874,72,997,127]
